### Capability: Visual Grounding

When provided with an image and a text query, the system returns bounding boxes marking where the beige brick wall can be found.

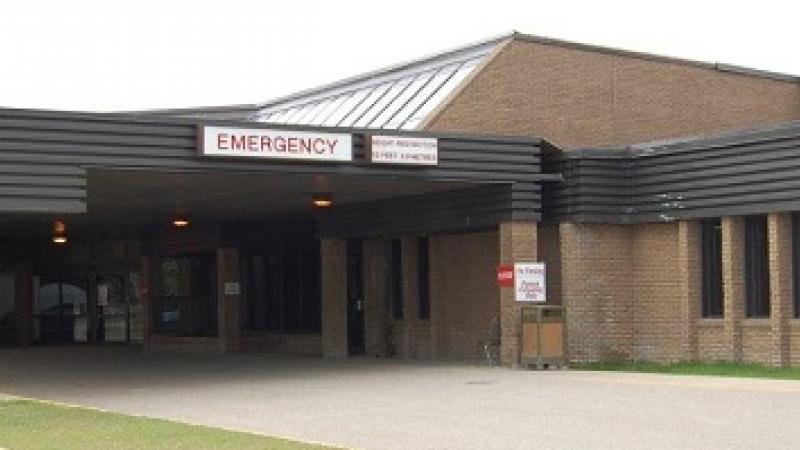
[430,231,501,362]
[791,326,800,366]
[386,231,500,363]
[426,40,800,149]
[631,223,683,362]
[561,222,632,362]
[320,238,348,358]
[537,224,562,305]
[742,323,773,365]
[697,322,727,361]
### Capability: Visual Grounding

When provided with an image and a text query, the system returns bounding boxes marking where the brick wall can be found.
[426,39,800,149]
[742,323,773,365]
[697,322,727,361]
[432,231,500,362]
[538,224,562,305]
[631,223,683,362]
[561,222,633,362]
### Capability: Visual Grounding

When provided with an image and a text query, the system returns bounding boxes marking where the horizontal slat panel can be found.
[0,108,543,234]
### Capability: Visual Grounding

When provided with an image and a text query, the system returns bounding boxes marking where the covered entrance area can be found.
[0,167,476,355]
[0,109,546,364]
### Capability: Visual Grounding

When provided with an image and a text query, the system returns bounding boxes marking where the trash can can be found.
[520,305,566,369]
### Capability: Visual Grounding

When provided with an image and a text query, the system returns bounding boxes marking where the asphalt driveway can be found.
[1,346,799,450]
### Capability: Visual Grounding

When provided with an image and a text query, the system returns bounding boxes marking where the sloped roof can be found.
[137,31,798,124]
[249,34,507,130]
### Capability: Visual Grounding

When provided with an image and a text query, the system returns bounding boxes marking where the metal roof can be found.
[134,31,798,122]
[249,34,507,130]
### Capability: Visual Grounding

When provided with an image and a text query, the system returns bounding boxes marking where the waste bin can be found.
[520,305,566,369]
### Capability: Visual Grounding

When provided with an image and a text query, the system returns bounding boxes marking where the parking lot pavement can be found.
[2,346,800,450]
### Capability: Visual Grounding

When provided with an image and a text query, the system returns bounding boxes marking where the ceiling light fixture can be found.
[52,220,67,245]
[172,217,190,228]
[311,194,333,208]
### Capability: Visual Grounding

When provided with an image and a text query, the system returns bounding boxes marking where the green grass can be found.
[573,361,800,380]
[0,398,333,450]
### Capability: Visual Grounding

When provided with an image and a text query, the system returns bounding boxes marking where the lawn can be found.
[0,398,333,450]
[574,361,800,380]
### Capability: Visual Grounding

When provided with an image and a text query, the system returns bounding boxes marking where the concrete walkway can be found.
[1,346,800,450]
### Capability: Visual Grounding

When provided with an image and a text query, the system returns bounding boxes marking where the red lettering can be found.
[299,138,312,153]
[313,138,325,153]
[326,139,338,154]
[260,136,271,151]
[288,137,298,153]
[247,135,258,151]
[231,135,246,150]
[216,133,229,150]
[275,137,287,151]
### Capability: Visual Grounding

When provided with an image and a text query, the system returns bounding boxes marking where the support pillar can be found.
[767,213,792,367]
[364,239,390,357]
[721,216,744,362]
[499,221,538,367]
[217,248,240,353]
[400,237,420,359]
[677,221,700,361]
[321,238,348,358]
[140,256,152,350]
[14,265,33,347]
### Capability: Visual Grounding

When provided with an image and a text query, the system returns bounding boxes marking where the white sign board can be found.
[514,262,546,302]
[201,126,352,162]
[223,282,241,296]
[369,135,438,166]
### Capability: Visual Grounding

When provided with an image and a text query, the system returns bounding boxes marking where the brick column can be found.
[499,221,538,367]
[217,248,240,353]
[401,237,420,359]
[14,265,34,347]
[364,238,390,357]
[767,213,792,367]
[321,238,348,358]
[721,216,744,362]
[677,221,700,361]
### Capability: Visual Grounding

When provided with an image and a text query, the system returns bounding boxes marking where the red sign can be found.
[496,265,514,287]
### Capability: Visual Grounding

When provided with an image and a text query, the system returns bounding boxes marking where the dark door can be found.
[36,277,88,344]
[347,239,365,355]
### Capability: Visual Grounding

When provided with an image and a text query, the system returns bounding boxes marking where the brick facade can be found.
[426,39,800,149]
[421,37,800,366]
[321,238,348,358]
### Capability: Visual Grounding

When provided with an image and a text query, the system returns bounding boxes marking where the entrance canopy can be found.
[0,108,547,239]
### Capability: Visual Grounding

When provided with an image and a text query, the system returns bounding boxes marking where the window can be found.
[391,240,403,320]
[701,218,723,317]
[240,248,321,334]
[418,238,430,320]
[744,215,770,318]
[793,213,800,319]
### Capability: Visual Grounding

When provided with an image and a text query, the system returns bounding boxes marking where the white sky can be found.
[1,0,797,112]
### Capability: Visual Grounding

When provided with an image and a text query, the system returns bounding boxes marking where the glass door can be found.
[35,277,88,344]
[96,274,129,343]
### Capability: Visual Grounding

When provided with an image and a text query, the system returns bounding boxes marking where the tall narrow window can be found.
[793,213,800,319]
[700,218,723,317]
[391,239,403,320]
[418,237,430,320]
[744,215,770,318]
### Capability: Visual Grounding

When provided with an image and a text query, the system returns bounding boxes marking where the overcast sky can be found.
[1,0,797,112]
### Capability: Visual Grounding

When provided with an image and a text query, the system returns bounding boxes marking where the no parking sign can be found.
[514,262,546,302]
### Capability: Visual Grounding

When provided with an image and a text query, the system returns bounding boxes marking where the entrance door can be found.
[36,277,88,343]
[347,239,365,355]
[0,272,15,346]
